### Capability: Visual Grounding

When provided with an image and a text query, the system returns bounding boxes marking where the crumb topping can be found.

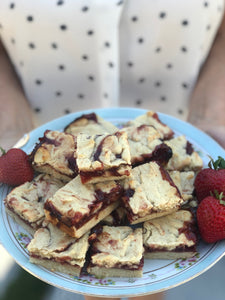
[90,226,143,268]
[143,210,197,251]
[123,162,183,219]
[27,222,89,267]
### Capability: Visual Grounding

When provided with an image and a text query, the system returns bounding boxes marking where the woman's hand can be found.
[197,124,225,149]
[188,13,225,151]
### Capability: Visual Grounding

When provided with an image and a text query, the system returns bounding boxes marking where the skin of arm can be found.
[0,39,34,150]
[188,12,225,149]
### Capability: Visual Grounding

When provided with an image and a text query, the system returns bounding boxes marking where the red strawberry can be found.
[0,147,34,186]
[197,192,225,243]
[194,156,225,202]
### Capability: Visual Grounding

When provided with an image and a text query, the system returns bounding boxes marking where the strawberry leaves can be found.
[0,147,6,156]
[208,156,225,170]
[194,156,225,203]
[195,156,225,243]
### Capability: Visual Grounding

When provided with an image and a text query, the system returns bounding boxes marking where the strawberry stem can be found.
[210,190,225,205]
[0,146,6,156]
[208,156,225,170]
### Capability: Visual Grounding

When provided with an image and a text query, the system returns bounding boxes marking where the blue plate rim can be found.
[1,107,225,297]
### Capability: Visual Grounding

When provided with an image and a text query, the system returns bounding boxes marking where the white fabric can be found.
[0,0,224,125]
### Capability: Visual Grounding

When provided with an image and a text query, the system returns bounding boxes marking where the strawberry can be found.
[197,192,225,243]
[0,147,34,186]
[194,156,225,202]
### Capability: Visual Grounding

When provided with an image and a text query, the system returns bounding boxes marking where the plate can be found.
[1,107,225,297]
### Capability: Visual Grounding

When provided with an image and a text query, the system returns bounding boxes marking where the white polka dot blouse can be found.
[0,0,224,125]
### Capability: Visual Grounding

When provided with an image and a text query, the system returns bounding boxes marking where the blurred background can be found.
[1,244,225,300]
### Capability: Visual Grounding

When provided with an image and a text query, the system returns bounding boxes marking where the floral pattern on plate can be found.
[1,108,225,297]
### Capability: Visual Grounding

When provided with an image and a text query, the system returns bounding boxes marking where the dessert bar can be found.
[125,111,174,140]
[27,222,90,276]
[44,176,123,238]
[169,171,195,202]
[4,174,64,235]
[165,135,203,171]
[122,162,184,224]
[30,130,78,182]
[87,225,144,278]
[76,131,131,184]
[143,210,197,259]
[64,112,118,135]
[120,124,172,167]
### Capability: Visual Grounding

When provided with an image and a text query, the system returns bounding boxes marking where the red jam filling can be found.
[44,184,123,229]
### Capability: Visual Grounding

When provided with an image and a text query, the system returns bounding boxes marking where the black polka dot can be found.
[155,81,161,87]
[58,65,65,70]
[82,6,89,12]
[181,46,188,52]
[159,12,167,19]
[178,108,184,114]
[29,42,36,49]
[166,63,173,69]
[155,47,161,53]
[203,1,209,7]
[78,93,84,99]
[82,54,89,60]
[88,75,95,81]
[104,41,111,48]
[127,61,134,67]
[108,62,114,68]
[206,24,211,31]
[35,79,42,85]
[182,83,189,89]
[34,107,41,113]
[181,20,189,26]
[55,91,62,96]
[131,16,138,22]
[9,3,15,9]
[27,16,34,22]
[136,99,142,105]
[19,61,24,67]
[104,93,108,98]
[160,96,167,101]
[138,37,144,44]
[64,109,71,114]
[60,24,67,31]
[51,42,58,49]
[87,30,94,35]
[138,77,145,83]
[57,0,64,5]
[11,38,15,44]
[117,1,123,5]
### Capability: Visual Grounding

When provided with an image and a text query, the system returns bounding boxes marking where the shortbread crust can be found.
[87,225,144,278]
[76,131,131,184]
[143,210,197,259]
[44,176,123,238]
[120,124,172,167]
[64,112,118,135]
[4,174,64,235]
[169,171,195,202]
[126,111,174,140]
[165,136,203,171]
[27,222,90,276]
[30,130,78,182]
[122,162,184,224]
